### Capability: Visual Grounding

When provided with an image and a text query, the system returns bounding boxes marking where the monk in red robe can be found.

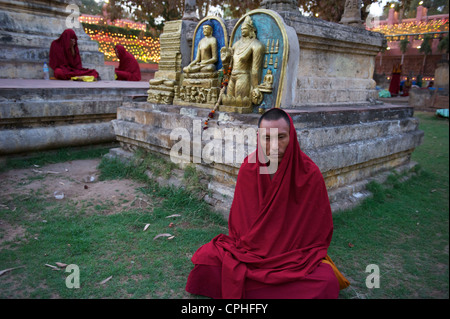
[114,45,141,81]
[49,29,99,80]
[186,108,349,299]
[389,63,402,97]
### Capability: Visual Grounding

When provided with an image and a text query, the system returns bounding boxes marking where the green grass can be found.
[0,146,112,173]
[328,112,449,299]
[0,112,448,299]
[0,150,226,299]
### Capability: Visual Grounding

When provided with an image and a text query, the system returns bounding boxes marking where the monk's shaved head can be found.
[258,108,290,129]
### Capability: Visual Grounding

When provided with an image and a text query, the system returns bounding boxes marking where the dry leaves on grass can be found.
[153,233,175,240]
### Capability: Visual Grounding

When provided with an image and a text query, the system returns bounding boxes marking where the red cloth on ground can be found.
[185,108,339,299]
[115,45,141,81]
[49,29,99,80]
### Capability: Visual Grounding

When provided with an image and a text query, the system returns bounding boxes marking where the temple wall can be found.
[279,13,385,107]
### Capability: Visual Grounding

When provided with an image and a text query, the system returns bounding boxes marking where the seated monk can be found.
[49,29,99,80]
[185,108,349,299]
[114,44,141,81]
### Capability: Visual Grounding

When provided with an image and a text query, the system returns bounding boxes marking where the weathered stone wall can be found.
[279,12,385,107]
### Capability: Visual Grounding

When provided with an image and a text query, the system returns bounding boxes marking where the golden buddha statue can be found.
[183,22,218,74]
[220,15,265,110]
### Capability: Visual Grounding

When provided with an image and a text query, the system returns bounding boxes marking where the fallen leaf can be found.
[143,224,150,231]
[167,236,175,240]
[0,266,25,276]
[348,242,354,248]
[168,222,174,228]
[166,214,181,218]
[153,233,173,240]
[100,275,113,285]
[84,185,88,189]
[45,264,60,271]
[55,262,68,268]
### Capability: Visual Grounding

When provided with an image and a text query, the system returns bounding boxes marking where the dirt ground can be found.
[0,159,148,247]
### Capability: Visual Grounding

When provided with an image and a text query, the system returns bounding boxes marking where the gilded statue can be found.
[220,15,265,109]
[258,68,273,93]
[183,21,218,74]
[174,17,227,108]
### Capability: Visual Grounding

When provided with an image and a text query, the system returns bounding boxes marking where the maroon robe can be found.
[115,45,141,81]
[49,29,99,80]
[186,108,348,299]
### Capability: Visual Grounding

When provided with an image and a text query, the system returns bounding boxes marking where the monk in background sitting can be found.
[114,44,141,81]
[186,108,349,299]
[49,29,99,80]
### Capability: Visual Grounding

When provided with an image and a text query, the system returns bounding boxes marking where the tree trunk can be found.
[422,54,427,75]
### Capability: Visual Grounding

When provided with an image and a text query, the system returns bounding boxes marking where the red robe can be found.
[115,45,141,81]
[389,64,402,96]
[186,109,348,299]
[49,29,99,80]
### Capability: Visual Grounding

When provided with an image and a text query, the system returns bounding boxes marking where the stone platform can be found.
[111,101,424,217]
[0,79,149,156]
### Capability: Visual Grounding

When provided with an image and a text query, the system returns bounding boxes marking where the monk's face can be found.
[259,118,290,164]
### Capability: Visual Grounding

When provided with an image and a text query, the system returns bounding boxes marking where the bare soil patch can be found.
[0,159,149,245]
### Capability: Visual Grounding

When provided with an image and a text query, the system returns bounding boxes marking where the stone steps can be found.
[0,30,100,52]
[0,82,149,155]
[111,102,424,216]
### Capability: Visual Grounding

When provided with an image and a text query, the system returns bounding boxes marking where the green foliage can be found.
[1,147,111,172]
[400,37,410,54]
[438,33,449,53]
[419,34,433,55]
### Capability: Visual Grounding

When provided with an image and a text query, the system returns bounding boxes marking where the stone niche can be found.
[0,0,114,80]
[111,8,423,218]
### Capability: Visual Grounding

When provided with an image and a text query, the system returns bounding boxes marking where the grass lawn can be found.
[0,112,448,299]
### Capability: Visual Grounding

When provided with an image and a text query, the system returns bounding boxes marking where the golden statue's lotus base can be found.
[219,104,254,114]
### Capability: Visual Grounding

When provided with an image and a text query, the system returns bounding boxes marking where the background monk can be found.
[388,63,402,96]
[114,44,141,81]
[49,29,99,80]
[186,108,349,299]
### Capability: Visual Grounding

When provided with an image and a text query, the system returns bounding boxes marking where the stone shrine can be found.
[111,2,423,218]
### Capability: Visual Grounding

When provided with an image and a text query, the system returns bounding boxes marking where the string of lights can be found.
[370,18,449,38]
[83,25,160,63]
[79,15,147,32]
